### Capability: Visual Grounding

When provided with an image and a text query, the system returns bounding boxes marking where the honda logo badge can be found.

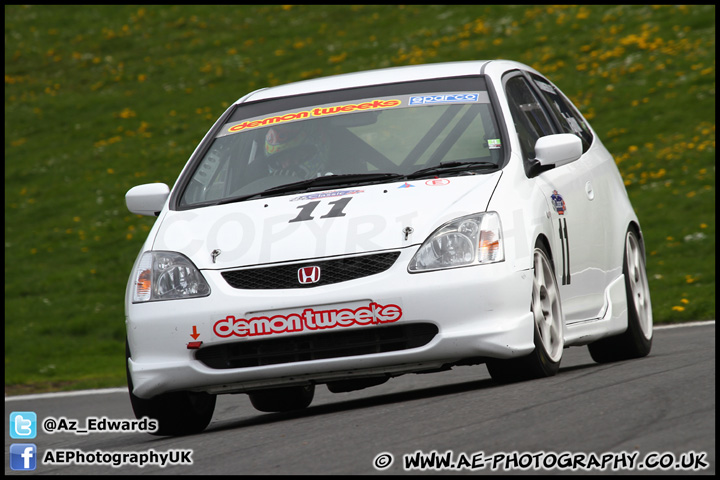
[298,266,321,285]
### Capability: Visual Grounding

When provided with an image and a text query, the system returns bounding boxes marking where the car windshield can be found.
[178,76,504,208]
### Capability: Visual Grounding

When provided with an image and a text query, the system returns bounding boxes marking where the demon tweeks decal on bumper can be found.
[213,302,403,338]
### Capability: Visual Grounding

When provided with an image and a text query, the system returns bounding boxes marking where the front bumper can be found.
[126,249,534,398]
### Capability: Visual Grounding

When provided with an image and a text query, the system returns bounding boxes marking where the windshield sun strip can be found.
[218,91,491,140]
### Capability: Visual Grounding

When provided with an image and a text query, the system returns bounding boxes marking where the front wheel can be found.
[126,341,216,436]
[588,228,653,363]
[487,245,564,383]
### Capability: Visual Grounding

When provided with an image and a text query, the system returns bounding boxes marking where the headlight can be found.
[131,251,210,303]
[408,212,504,272]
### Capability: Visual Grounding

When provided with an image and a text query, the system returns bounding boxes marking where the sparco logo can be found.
[298,266,321,284]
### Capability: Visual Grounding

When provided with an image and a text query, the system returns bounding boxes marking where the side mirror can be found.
[126,183,170,216]
[534,133,583,168]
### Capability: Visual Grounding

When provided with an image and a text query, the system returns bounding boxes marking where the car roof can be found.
[236,59,526,104]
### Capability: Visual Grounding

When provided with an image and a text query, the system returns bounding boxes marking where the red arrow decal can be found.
[190,326,200,340]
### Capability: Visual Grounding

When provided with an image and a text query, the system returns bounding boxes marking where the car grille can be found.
[221,251,401,289]
[195,323,438,369]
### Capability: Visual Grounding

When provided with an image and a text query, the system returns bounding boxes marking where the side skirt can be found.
[564,274,628,347]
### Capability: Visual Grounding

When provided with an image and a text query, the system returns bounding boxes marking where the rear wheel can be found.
[588,228,652,363]
[249,385,315,412]
[487,245,564,383]
[126,341,216,436]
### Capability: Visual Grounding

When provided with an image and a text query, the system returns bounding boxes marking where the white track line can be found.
[655,320,714,329]
[5,387,127,402]
[5,320,714,402]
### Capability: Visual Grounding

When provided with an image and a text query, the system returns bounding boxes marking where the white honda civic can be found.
[125,59,652,435]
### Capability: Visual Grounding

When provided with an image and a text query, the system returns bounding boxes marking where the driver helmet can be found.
[265,123,307,157]
[265,123,327,177]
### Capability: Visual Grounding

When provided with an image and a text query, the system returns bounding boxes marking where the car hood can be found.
[152,173,502,269]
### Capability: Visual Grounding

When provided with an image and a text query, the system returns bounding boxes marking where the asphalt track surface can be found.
[5,321,715,475]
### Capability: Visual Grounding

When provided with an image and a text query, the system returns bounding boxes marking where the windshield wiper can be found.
[217,165,497,206]
[406,161,498,179]
[263,172,404,194]
[217,173,403,205]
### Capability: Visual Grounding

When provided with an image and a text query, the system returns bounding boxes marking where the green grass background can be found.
[5,5,715,394]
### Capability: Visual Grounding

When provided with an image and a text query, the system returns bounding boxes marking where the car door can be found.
[503,72,606,323]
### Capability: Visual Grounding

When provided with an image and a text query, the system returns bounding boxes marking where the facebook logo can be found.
[10,444,37,471]
[10,411,37,439]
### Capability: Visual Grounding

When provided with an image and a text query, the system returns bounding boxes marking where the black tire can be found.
[588,228,653,363]
[126,341,216,436]
[487,244,564,384]
[249,385,315,412]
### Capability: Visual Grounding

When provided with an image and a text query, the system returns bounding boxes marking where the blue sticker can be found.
[398,182,415,189]
[409,93,479,105]
[551,190,566,215]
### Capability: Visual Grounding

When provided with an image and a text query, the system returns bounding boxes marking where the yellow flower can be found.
[116,108,136,119]
[672,306,685,312]
[329,52,348,64]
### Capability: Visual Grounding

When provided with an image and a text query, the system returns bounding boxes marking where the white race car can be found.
[125,60,652,435]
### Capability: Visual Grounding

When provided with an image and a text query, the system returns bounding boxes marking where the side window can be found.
[531,74,594,152]
[504,76,555,160]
